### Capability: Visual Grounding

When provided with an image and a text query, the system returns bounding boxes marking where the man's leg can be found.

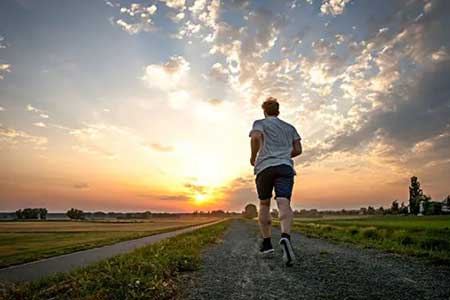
[276,197,293,235]
[259,199,272,238]
[274,165,295,266]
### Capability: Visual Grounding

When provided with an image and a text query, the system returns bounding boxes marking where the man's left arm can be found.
[291,126,302,158]
[291,139,302,158]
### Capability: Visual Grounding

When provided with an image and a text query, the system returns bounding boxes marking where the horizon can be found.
[1,0,449,212]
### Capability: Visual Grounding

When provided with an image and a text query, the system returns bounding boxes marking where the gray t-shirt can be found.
[249,116,301,175]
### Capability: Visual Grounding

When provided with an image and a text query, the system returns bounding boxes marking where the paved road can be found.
[183,220,450,300]
[0,220,224,283]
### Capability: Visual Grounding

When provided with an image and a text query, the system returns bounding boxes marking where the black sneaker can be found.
[279,235,295,267]
[259,239,274,256]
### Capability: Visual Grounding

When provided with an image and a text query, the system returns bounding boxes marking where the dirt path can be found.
[183,219,450,300]
[0,220,224,283]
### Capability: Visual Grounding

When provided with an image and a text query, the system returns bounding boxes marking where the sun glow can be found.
[194,193,206,203]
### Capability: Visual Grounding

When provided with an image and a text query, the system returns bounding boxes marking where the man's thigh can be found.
[273,165,294,200]
[255,168,274,200]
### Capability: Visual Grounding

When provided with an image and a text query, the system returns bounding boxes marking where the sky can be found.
[0,0,449,212]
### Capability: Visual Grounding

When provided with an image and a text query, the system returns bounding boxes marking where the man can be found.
[249,97,302,266]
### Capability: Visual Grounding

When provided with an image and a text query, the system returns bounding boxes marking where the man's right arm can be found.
[291,139,302,158]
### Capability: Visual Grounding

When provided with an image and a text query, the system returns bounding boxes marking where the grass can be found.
[1,220,230,300]
[275,215,450,263]
[0,218,218,268]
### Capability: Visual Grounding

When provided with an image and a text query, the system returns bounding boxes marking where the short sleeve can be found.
[249,120,263,137]
[293,126,301,141]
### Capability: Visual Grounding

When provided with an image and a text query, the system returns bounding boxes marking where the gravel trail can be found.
[183,219,450,300]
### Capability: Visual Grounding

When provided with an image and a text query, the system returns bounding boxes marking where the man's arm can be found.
[250,131,262,166]
[291,139,302,158]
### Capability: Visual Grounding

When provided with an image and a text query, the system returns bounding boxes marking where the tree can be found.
[391,200,399,214]
[367,206,375,215]
[15,209,23,219]
[243,204,257,219]
[66,208,84,220]
[38,208,47,219]
[271,209,279,218]
[409,176,423,214]
[15,208,47,219]
[93,211,106,217]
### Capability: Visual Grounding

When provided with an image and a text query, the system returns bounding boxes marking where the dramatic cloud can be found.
[320,0,351,15]
[114,3,158,34]
[141,56,190,90]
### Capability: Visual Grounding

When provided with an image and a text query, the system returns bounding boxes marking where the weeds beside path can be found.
[1,220,230,300]
[279,216,450,264]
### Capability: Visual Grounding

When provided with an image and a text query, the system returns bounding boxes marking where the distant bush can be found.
[66,208,84,220]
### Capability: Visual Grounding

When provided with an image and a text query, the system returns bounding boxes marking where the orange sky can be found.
[1,0,449,212]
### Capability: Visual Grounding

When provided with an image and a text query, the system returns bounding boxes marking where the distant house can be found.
[442,202,450,214]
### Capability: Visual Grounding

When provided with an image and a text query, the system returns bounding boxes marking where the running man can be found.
[249,97,302,266]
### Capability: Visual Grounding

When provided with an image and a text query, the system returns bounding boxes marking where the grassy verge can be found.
[0,219,218,268]
[274,216,450,264]
[1,220,230,300]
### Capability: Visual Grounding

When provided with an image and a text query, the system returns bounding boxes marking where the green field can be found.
[277,215,450,263]
[1,220,230,300]
[0,218,218,268]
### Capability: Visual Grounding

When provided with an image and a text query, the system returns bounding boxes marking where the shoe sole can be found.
[259,248,275,258]
[279,238,295,266]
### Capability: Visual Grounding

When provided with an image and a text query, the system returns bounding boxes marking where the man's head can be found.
[262,97,279,117]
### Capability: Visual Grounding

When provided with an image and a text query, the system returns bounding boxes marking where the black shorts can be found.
[255,164,295,200]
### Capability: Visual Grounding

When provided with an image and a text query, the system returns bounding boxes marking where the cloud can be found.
[431,47,449,62]
[315,2,450,172]
[0,63,11,80]
[73,182,89,189]
[0,36,11,80]
[114,3,158,34]
[158,0,186,10]
[0,106,4,111]
[320,0,351,16]
[189,0,207,16]
[26,104,50,119]
[141,56,190,91]
[207,98,223,106]
[0,125,47,149]
[209,62,229,81]
[168,89,190,109]
[138,193,190,201]
[147,143,174,152]
[33,122,47,128]
[69,124,130,160]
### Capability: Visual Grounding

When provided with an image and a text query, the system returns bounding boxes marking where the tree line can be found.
[242,176,449,218]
